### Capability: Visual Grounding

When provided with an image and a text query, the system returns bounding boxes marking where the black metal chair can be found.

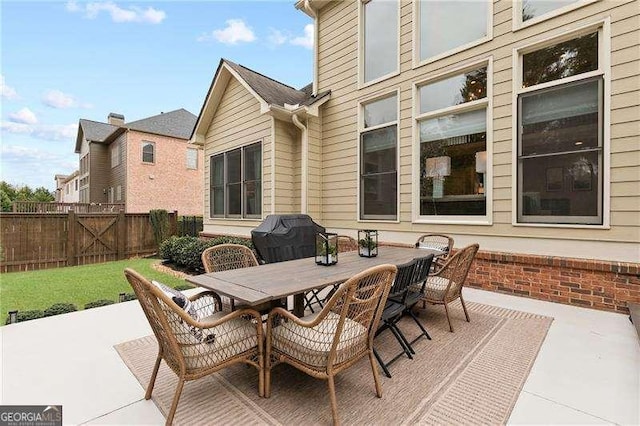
[390,254,435,346]
[373,259,417,378]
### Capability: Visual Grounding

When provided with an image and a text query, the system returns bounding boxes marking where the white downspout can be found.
[303,0,318,96]
[292,114,308,214]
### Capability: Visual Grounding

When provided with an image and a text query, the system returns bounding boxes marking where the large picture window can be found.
[210,142,262,219]
[417,66,489,219]
[360,93,398,220]
[362,0,398,84]
[517,30,603,225]
[418,0,489,63]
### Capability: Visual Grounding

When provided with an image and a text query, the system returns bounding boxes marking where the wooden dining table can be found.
[187,245,442,317]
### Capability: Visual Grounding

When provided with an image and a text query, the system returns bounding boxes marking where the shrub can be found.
[5,310,44,324]
[84,299,115,309]
[174,283,195,291]
[160,235,254,272]
[149,209,170,247]
[43,303,77,317]
[122,292,137,302]
[159,235,181,260]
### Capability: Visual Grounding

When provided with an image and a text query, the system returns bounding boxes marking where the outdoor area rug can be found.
[115,301,552,425]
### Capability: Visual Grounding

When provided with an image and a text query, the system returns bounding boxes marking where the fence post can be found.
[170,210,178,237]
[117,209,126,260]
[67,209,77,266]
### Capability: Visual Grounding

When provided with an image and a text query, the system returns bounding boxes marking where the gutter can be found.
[300,0,319,96]
[292,114,308,215]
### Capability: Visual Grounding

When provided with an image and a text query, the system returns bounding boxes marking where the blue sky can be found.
[1,0,313,191]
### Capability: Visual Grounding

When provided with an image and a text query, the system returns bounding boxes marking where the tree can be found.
[0,181,54,211]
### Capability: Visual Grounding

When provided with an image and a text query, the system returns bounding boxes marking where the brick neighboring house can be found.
[190,0,639,313]
[54,171,79,203]
[74,109,202,215]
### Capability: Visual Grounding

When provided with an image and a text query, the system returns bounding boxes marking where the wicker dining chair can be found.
[420,244,479,332]
[201,243,274,312]
[124,268,264,425]
[266,264,397,425]
[415,234,454,272]
[303,235,359,313]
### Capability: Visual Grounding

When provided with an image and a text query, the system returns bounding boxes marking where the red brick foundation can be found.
[467,251,640,314]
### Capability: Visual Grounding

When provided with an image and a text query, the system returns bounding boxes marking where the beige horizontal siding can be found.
[315,0,640,244]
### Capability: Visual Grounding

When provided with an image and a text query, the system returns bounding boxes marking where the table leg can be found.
[293,293,305,317]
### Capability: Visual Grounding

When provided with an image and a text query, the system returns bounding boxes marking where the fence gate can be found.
[69,211,125,266]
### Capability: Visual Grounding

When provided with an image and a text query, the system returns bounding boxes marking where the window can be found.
[141,141,155,164]
[186,148,198,169]
[111,142,120,168]
[516,30,604,225]
[74,179,78,191]
[416,65,489,220]
[362,0,398,84]
[522,0,580,23]
[209,142,262,218]
[417,0,490,63]
[116,185,122,201]
[360,93,398,220]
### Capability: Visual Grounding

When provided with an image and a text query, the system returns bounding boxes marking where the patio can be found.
[1,286,638,425]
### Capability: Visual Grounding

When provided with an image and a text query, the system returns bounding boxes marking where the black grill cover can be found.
[251,214,325,263]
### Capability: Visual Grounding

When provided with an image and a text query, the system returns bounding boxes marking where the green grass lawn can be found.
[0,258,190,322]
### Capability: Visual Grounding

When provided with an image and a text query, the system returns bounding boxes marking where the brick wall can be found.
[467,251,640,314]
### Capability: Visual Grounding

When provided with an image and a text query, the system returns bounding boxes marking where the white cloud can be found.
[1,144,77,190]
[198,19,256,45]
[1,122,78,142]
[41,90,92,109]
[1,74,19,100]
[66,1,166,24]
[267,28,288,47]
[8,108,38,125]
[290,24,314,49]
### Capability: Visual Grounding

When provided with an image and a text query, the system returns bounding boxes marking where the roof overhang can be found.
[295,0,334,17]
[265,92,331,122]
[190,60,271,145]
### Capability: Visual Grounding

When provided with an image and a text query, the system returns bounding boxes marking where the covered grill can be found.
[251,214,325,264]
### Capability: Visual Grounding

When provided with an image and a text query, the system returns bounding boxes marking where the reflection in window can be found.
[419,109,487,216]
[142,142,155,163]
[363,0,398,83]
[419,67,487,114]
[523,32,598,87]
[209,143,262,218]
[360,94,397,220]
[419,0,488,61]
[519,78,602,223]
[523,0,576,22]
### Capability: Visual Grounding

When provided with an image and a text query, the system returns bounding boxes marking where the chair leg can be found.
[460,294,470,322]
[389,323,414,357]
[166,377,185,425]
[145,351,162,400]
[443,302,454,332]
[368,350,383,398]
[327,375,340,426]
[407,309,431,342]
[373,347,392,378]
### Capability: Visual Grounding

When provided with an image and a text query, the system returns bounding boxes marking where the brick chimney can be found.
[107,112,125,126]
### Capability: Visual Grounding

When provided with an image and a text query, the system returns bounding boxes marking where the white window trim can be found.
[412,0,493,69]
[357,88,401,223]
[411,57,494,226]
[358,0,401,89]
[510,18,611,229]
[512,0,600,32]
[186,147,198,170]
[208,140,264,221]
[141,141,155,164]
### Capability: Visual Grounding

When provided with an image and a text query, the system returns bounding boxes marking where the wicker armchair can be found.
[266,264,397,425]
[124,268,264,425]
[201,243,272,312]
[304,235,359,313]
[420,244,479,332]
[415,234,454,272]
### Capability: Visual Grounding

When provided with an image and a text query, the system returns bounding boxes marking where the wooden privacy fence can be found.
[0,210,177,273]
[12,201,125,213]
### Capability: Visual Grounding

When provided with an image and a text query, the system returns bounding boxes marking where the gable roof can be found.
[74,109,196,153]
[191,59,331,143]
[126,108,197,139]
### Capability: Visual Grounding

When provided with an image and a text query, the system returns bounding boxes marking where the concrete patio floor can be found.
[1,287,638,425]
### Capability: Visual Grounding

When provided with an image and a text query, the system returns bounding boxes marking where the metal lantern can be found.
[358,229,378,258]
[315,232,338,266]
[119,292,126,303]
[8,310,18,324]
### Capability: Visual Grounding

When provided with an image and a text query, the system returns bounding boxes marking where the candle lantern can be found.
[315,232,338,266]
[358,230,378,258]
[8,310,18,324]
